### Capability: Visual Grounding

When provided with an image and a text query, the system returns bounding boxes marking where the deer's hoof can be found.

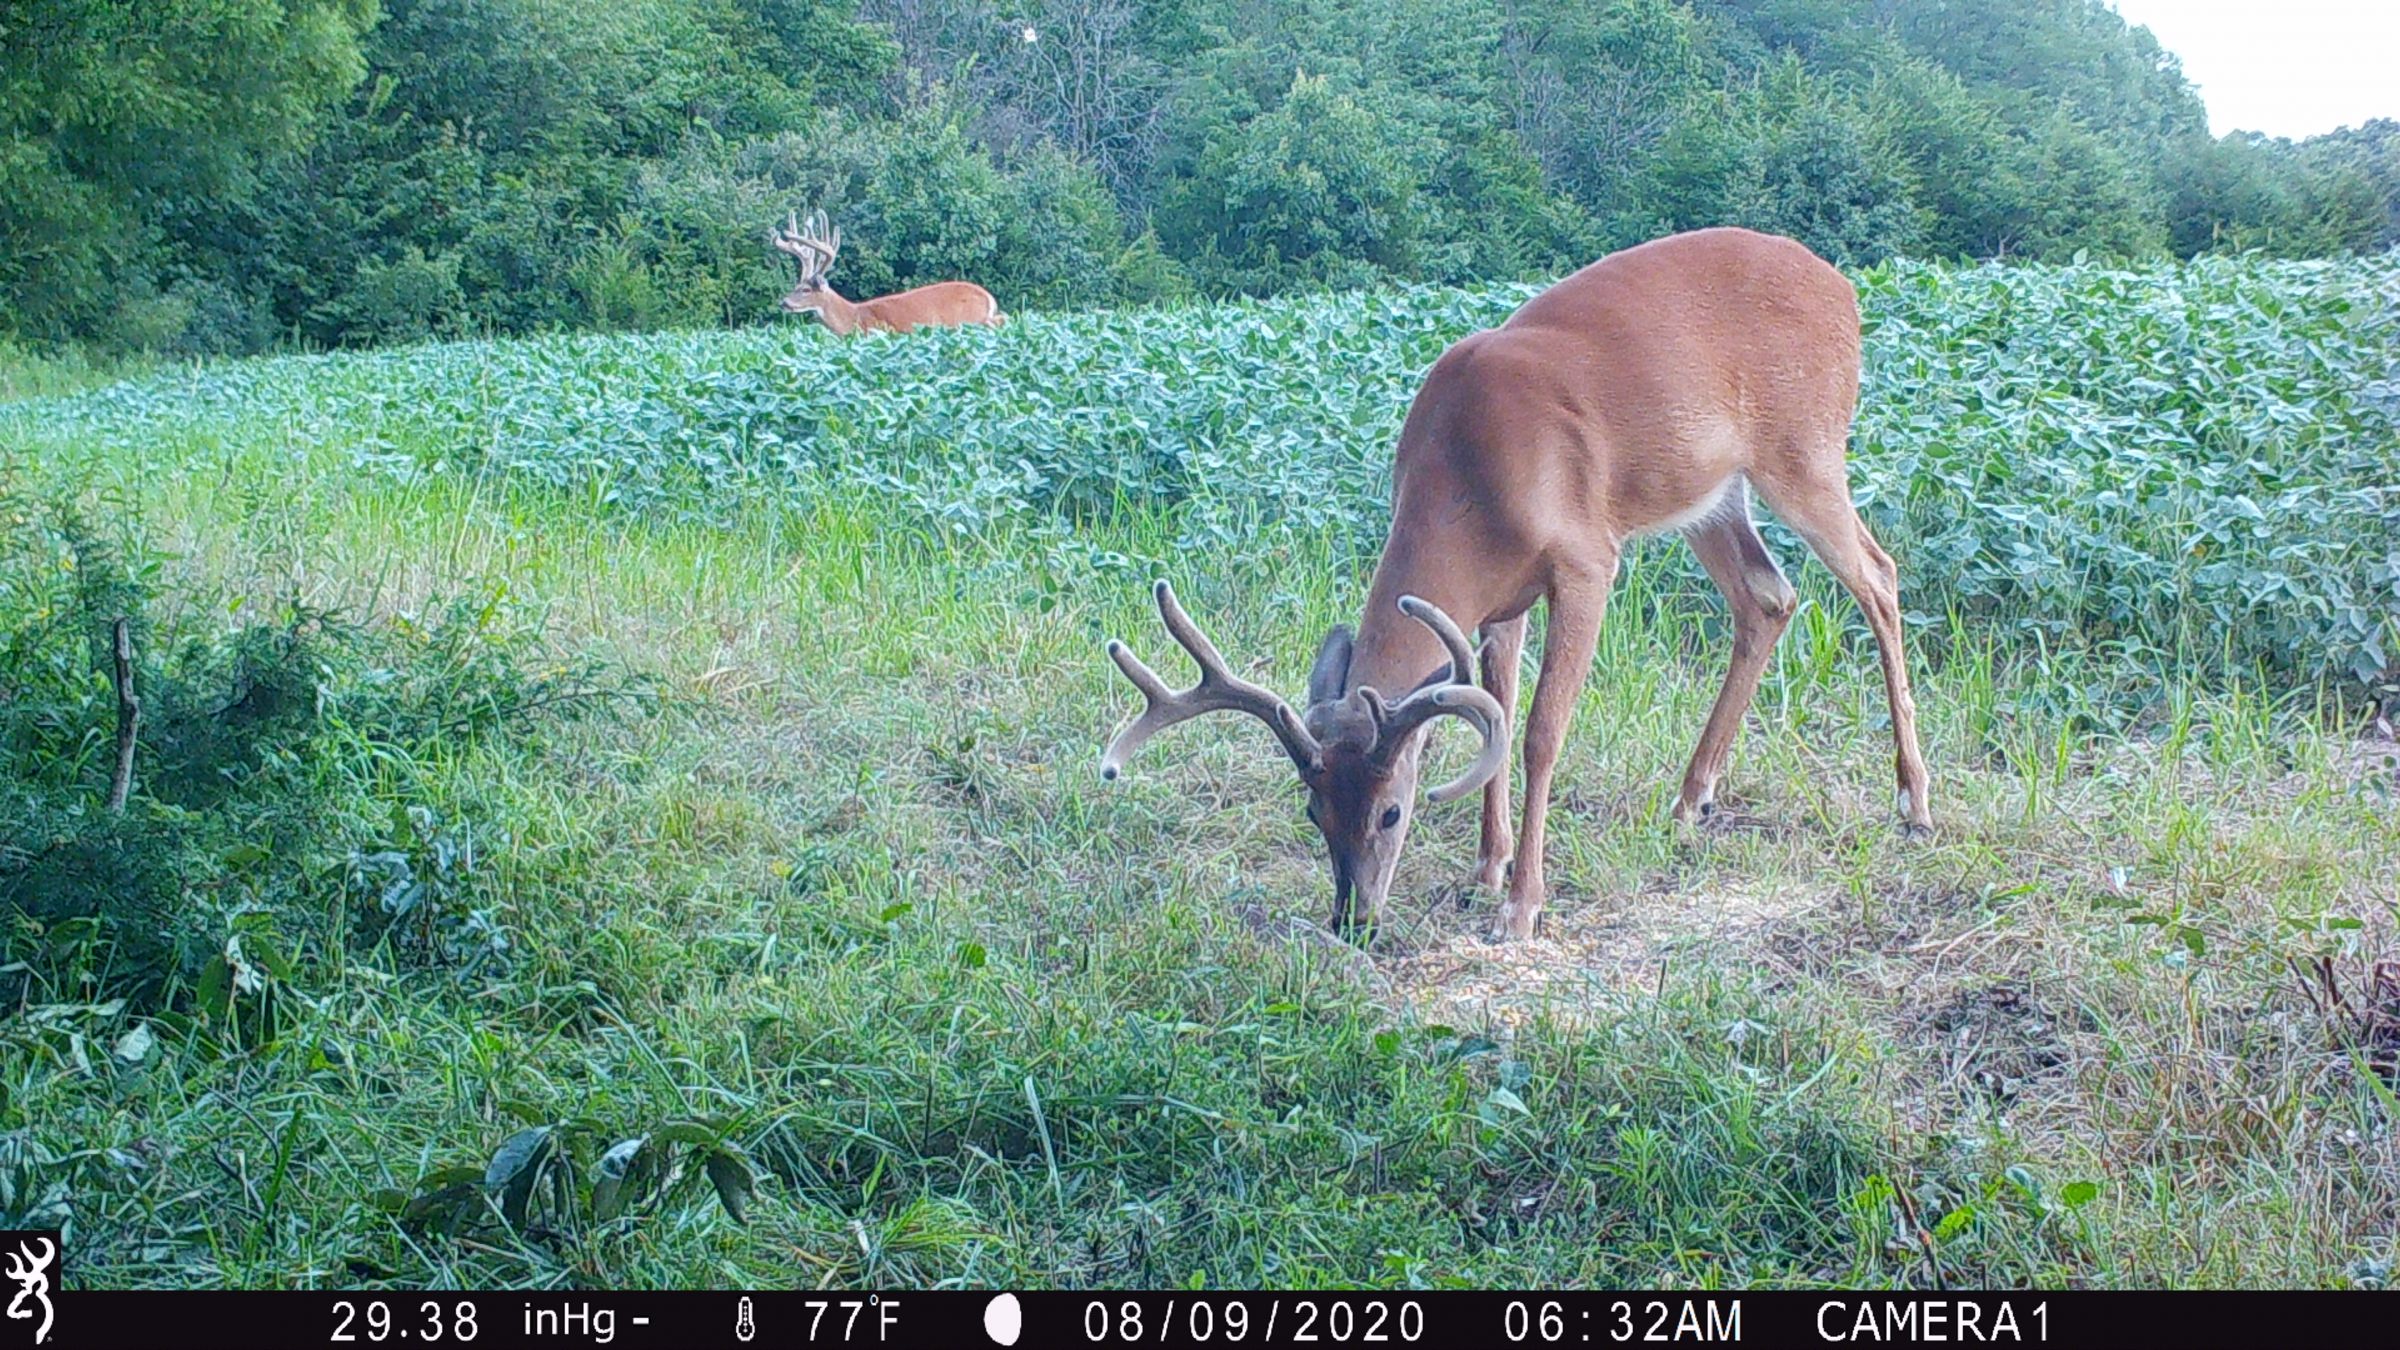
[1895,789,1933,838]
[1470,857,1512,895]
[1487,901,1539,943]
[1332,912,1377,946]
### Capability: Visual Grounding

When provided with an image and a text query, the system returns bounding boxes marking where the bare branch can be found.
[107,617,139,812]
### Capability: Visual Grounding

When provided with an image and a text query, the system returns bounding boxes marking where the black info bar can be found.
[37,1289,2381,1350]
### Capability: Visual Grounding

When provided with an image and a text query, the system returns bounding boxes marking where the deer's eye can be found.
[1379,805,1401,830]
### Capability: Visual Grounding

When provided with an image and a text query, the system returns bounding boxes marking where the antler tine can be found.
[1397,594,1476,686]
[1422,685,1508,801]
[1375,682,1508,802]
[1371,595,1507,801]
[777,208,839,269]
[769,211,814,263]
[1100,580,1322,780]
[1151,576,1240,680]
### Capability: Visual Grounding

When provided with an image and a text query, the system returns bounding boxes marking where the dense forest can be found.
[5,0,2396,355]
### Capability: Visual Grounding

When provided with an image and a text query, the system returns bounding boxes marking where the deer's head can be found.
[768,209,842,317]
[1100,582,1504,937]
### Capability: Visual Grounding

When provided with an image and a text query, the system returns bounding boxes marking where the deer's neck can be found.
[817,290,865,335]
[1345,535,1483,698]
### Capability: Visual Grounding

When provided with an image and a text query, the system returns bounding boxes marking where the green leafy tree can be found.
[0,0,377,344]
[1882,0,2207,146]
[1643,59,1925,265]
[1501,0,1707,222]
[1163,71,1433,295]
[7,0,2394,354]
[2303,120,2400,248]
[2167,126,2394,257]
[181,0,901,346]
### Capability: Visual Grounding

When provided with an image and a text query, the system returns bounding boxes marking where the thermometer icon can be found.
[735,1295,756,1343]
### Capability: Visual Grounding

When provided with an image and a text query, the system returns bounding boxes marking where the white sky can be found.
[2108,2,2398,139]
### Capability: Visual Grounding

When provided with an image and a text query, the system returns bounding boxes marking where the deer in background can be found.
[768,210,1005,334]
[1101,227,1932,942]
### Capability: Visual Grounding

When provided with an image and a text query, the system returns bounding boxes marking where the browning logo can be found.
[0,1232,55,1346]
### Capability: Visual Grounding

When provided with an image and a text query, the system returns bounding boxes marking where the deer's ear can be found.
[1306,625,1354,706]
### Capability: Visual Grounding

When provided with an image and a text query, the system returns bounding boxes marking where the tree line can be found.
[4,0,2394,356]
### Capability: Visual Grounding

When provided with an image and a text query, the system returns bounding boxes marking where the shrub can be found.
[1165,72,1436,296]
[1643,59,1926,267]
[0,490,654,1016]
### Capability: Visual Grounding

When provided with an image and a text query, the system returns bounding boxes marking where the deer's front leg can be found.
[1496,566,1613,941]
[1473,614,1528,893]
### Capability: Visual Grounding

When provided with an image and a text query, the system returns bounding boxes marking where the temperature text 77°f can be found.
[804,1296,902,1341]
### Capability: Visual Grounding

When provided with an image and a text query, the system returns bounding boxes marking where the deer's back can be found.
[861,281,1004,331]
[1394,228,1861,544]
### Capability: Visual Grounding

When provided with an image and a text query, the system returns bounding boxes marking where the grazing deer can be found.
[1101,227,1931,941]
[768,210,1005,334]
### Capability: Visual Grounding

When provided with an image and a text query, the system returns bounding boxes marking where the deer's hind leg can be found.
[1753,472,1934,833]
[1674,492,1798,824]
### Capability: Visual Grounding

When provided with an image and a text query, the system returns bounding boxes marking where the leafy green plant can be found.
[386,1117,758,1240]
[349,805,509,975]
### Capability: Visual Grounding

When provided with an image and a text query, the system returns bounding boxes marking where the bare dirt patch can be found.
[1385,878,1832,1030]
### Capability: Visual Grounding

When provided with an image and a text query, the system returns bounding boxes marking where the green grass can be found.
[4,255,2398,1291]
[0,337,160,403]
